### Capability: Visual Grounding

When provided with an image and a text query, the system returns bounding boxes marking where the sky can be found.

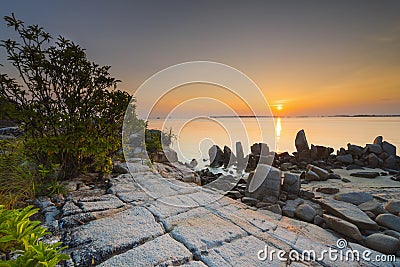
[1,0,400,117]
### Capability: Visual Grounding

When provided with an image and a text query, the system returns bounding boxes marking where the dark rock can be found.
[346,164,363,170]
[317,198,379,230]
[366,144,383,154]
[383,155,398,170]
[334,192,373,205]
[316,187,339,194]
[364,211,376,220]
[353,159,365,167]
[373,136,383,147]
[295,204,316,222]
[350,172,380,178]
[310,145,333,160]
[385,199,400,214]
[250,143,270,156]
[382,141,396,156]
[341,178,351,183]
[260,204,282,215]
[299,190,314,200]
[383,230,400,239]
[222,146,236,168]
[336,154,353,164]
[236,142,246,170]
[295,129,309,152]
[209,145,224,168]
[314,215,324,226]
[376,213,400,232]
[241,197,259,206]
[245,164,281,202]
[368,153,379,168]
[306,164,329,181]
[305,170,319,181]
[347,144,364,157]
[358,200,386,216]
[282,198,304,218]
[113,162,129,174]
[364,233,400,255]
[323,214,362,241]
[282,172,300,195]
[280,162,292,171]
[226,190,242,199]
[153,148,178,163]
[328,173,341,179]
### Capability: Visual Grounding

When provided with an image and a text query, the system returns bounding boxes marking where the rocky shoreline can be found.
[31,130,400,266]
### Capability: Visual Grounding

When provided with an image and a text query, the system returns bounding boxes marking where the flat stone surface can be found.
[76,194,125,213]
[202,235,281,267]
[65,207,164,266]
[98,234,192,266]
[317,198,379,230]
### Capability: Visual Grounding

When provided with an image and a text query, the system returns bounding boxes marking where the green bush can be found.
[0,14,138,179]
[0,205,69,266]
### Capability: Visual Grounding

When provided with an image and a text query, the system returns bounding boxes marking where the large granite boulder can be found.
[245,164,281,203]
[306,164,329,181]
[336,154,353,164]
[295,204,316,222]
[347,143,364,157]
[310,145,333,160]
[358,200,386,216]
[373,136,383,147]
[366,144,383,154]
[323,214,362,241]
[295,129,309,152]
[317,198,379,230]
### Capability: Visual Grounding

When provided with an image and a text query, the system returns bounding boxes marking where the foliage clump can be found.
[0,14,135,179]
[0,205,69,266]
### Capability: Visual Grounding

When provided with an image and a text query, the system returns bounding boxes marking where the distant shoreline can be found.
[149,115,400,119]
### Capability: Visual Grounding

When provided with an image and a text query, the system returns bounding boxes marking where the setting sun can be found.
[276,104,283,111]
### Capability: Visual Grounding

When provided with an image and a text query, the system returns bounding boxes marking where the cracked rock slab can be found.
[76,194,125,213]
[64,207,164,266]
[98,234,192,267]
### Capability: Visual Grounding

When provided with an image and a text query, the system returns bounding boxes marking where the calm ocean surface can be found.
[148,117,400,167]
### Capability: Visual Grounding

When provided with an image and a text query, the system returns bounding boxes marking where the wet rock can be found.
[334,192,373,205]
[350,172,380,178]
[336,154,353,164]
[323,214,362,241]
[382,141,396,156]
[364,233,400,255]
[223,145,236,168]
[245,164,281,203]
[385,199,400,214]
[295,204,316,222]
[316,187,339,194]
[282,173,300,195]
[209,145,224,168]
[295,129,309,152]
[375,213,400,232]
[358,200,386,216]
[317,198,379,230]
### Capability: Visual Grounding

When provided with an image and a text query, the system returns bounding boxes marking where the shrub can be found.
[0,205,69,265]
[0,14,137,179]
